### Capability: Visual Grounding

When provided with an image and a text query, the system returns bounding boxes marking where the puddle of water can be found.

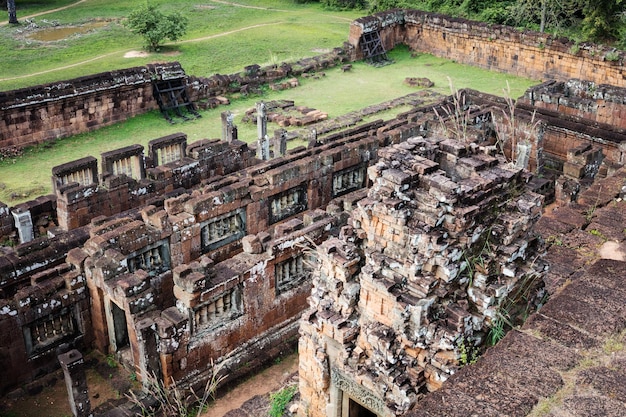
[27,21,108,42]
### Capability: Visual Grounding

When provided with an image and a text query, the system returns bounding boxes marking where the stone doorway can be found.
[346,398,378,417]
[340,394,379,417]
[110,301,129,351]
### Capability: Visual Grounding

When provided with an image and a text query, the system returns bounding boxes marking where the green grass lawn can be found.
[0,1,538,205]
[0,0,359,90]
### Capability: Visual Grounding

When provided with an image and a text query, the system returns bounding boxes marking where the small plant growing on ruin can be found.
[106,353,118,368]
[487,313,509,345]
[269,385,298,417]
[433,77,473,143]
[604,50,620,62]
[569,43,580,55]
[126,361,225,417]
[492,81,542,167]
[124,5,188,52]
[457,336,480,366]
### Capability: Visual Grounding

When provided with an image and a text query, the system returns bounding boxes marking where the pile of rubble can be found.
[299,135,547,416]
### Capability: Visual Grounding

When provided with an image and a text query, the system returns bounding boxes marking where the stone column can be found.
[308,128,318,149]
[257,135,270,161]
[221,111,237,143]
[58,349,92,417]
[274,129,287,157]
[256,102,267,142]
[12,208,33,243]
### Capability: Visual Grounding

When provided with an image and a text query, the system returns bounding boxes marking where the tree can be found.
[581,0,625,41]
[125,5,188,52]
[6,0,18,24]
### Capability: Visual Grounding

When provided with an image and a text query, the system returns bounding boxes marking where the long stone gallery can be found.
[1,8,625,417]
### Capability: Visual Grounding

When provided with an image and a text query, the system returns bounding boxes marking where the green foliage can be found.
[479,4,513,25]
[457,336,480,366]
[124,5,188,51]
[581,0,625,41]
[269,385,297,417]
[369,0,410,13]
[604,50,620,61]
[106,353,118,368]
[321,0,366,10]
[487,314,508,345]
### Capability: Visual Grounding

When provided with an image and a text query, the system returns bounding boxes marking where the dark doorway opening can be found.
[349,398,377,417]
[111,301,129,350]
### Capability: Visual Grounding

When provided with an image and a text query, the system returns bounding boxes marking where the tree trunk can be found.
[7,0,18,24]
[539,0,546,32]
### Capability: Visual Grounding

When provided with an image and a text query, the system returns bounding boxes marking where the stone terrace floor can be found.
[407,167,626,417]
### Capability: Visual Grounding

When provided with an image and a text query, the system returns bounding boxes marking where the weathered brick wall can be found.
[349,10,626,87]
[0,67,156,150]
[0,114,383,393]
[54,135,255,231]
[187,47,350,105]
[519,80,626,129]
[0,240,91,394]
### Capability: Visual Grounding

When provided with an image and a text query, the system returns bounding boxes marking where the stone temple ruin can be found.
[1,8,626,417]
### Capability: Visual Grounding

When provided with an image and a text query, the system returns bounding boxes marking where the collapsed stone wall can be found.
[349,9,626,88]
[187,48,351,108]
[299,135,547,416]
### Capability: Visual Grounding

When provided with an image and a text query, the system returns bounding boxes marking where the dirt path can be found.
[0,0,89,26]
[204,352,298,417]
[0,22,282,82]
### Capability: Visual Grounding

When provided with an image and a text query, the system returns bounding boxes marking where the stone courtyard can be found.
[1,7,626,417]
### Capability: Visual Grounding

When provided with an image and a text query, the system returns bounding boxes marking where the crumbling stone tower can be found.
[299,135,547,416]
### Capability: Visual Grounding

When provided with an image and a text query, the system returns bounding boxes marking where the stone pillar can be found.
[256,102,267,142]
[58,349,92,417]
[221,111,237,143]
[257,135,270,161]
[515,142,531,170]
[308,128,318,149]
[12,208,33,243]
[274,129,287,157]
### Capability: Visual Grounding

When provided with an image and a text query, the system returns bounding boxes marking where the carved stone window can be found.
[23,308,78,358]
[269,186,307,224]
[52,156,98,190]
[127,240,171,276]
[332,165,366,197]
[158,143,183,165]
[149,133,187,166]
[112,157,136,178]
[275,254,309,294]
[101,144,145,180]
[192,284,243,334]
[200,209,246,253]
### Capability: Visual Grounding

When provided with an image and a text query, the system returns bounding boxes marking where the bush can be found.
[125,5,188,52]
[321,0,366,10]
[480,5,513,25]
